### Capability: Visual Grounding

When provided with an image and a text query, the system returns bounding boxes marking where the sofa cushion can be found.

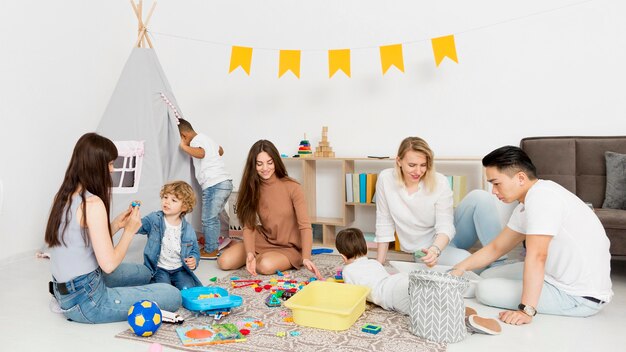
[595,208,626,230]
[602,151,626,210]
[520,138,576,193]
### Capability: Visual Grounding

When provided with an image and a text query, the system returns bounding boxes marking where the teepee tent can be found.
[97,1,201,229]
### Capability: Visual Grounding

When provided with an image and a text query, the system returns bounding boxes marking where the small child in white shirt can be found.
[336,228,502,335]
[336,228,411,314]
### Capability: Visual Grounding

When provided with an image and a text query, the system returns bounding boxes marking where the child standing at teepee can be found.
[178,118,233,260]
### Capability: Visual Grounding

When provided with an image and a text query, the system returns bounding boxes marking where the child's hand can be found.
[179,134,191,148]
[185,256,197,270]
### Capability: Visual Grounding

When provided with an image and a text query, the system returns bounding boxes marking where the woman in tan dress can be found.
[218,140,322,279]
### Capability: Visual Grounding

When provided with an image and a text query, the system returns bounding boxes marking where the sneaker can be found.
[200,249,220,260]
[466,315,502,335]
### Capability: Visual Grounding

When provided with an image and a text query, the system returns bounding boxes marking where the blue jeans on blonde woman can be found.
[417,190,503,266]
[52,263,181,324]
[452,190,502,250]
[201,180,233,252]
[476,262,605,317]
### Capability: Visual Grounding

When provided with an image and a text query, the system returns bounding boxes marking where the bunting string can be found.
[147,0,592,77]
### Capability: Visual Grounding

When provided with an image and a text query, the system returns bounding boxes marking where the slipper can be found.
[466,315,502,335]
[465,306,477,317]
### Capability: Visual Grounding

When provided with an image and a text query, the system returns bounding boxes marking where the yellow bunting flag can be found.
[229,46,253,75]
[379,44,405,75]
[278,50,301,78]
[431,35,458,67]
[328,49,351,78]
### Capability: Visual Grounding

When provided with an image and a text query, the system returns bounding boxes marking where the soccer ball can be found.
[127,300,162,337]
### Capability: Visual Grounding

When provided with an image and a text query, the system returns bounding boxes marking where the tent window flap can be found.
[112,141,144,194]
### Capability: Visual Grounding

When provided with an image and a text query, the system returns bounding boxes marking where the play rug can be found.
[116,254,446,352]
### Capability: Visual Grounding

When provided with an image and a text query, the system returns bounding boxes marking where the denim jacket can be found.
[137,211,202,287]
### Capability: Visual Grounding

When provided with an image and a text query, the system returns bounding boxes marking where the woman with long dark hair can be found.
[45,133,180,323]
[217,140,322,279]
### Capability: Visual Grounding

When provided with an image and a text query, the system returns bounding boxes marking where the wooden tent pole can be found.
[131,0,157,48]
[142,2,157,48]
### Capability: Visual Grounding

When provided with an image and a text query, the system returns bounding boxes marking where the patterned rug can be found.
[116,254,446,352]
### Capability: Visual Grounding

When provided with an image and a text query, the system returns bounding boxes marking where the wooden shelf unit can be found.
[284,157,485,246]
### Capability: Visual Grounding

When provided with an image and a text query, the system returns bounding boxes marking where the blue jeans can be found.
[152,266,199,290]
[52,263,181,324]
[476,262,605,317]
[201,180,233,252]
[451,190,503,249]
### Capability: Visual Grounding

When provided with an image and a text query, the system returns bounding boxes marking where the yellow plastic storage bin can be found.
[284,280,370,331]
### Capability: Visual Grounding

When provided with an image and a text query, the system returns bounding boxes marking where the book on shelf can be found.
[345,173,354,203]
[359,173,367,203]
[446,175,467,207]
[176,323,246,346]
[345,172,378,204]
[366,173,378,203]
[352,174,360,203]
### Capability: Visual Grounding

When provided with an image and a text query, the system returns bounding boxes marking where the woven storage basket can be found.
[408,270,469,343]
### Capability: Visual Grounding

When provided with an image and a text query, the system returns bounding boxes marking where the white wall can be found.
[1,0,625,263]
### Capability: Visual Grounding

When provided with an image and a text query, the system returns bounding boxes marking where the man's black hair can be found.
[482,146,537,179]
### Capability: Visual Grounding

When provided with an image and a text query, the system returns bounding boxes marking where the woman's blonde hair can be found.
[395,136,437,193]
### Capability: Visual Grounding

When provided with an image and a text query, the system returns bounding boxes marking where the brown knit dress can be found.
[243,174,313,268]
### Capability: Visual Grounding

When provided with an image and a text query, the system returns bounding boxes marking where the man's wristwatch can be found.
[518,303,537,317]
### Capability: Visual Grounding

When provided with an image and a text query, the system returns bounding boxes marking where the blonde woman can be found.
[375,137,502,266]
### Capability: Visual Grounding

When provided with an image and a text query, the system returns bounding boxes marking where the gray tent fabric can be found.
[97,48,202,231]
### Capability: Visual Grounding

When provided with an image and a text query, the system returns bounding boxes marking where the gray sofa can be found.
[520,136,626,258]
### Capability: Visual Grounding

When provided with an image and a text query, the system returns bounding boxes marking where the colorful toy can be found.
[280,289,297,301]
[265,294,282,307]
[131,201,141,207]
[231,279,262,289]
[414,250,426,259]
[297,134,313,158]
[235,318,265,330]
[127,300,162,337]
[314,126,335,157]
[289,331,301,336]
[361,324,382,334]
[311,248,333,255]
[162,309,184,324]
[181,287,243,319]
